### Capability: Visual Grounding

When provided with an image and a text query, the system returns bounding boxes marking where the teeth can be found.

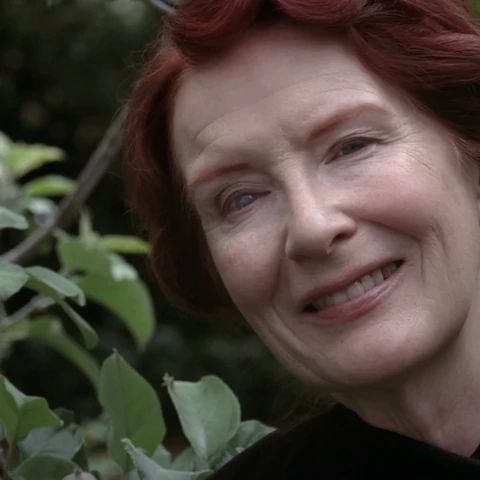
[332,291,348,305]
[346,281,364,300]
[309,261,400,312]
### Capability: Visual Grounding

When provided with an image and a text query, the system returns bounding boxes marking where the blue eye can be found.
[232,193,256,211]
[339,139,370,157]
[220,191,263,217]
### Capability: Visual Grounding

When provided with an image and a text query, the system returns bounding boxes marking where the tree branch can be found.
[147,0,176,15]
[0,107,127,265]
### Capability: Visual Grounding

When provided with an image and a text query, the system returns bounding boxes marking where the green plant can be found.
[0,132,274,479]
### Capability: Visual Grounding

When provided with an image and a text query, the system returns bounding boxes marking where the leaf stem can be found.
[4,443,18,475]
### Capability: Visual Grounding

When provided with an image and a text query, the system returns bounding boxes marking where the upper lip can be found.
[298,258,402,311]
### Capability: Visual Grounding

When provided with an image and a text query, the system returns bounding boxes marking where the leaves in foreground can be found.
[99,352,166,472]
[0,263,28,301]
[164,375,241,464]
[123,439,211,480]
[0,376,62,445]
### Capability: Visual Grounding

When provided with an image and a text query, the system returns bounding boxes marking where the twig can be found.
[147,0,176,15]
[1,295,54,328]
[0,108,127,265]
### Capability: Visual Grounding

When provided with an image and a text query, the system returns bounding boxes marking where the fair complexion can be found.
[172,24,480,455]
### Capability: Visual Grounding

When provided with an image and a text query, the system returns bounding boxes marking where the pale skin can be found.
[172,24,480,456]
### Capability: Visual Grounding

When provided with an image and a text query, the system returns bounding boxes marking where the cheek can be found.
[358,159,460,240]
[207,227,282,312]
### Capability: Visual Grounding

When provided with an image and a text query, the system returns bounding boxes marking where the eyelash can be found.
[330,136,377,161]
[219,190,265,217]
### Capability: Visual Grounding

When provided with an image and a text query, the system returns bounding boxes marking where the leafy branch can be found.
[0,108,127,266]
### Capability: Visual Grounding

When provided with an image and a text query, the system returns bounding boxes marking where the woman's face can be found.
[172,24,480,391]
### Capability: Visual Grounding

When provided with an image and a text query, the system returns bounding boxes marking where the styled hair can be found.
[124,0,480,314]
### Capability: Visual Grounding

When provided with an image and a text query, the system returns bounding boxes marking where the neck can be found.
[333,317,480,457]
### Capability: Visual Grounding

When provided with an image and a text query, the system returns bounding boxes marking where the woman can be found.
[124,0,480,477]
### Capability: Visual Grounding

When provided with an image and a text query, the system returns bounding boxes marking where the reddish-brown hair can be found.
[124,0,480,314]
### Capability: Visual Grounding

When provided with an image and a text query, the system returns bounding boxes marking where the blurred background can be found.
[0,0,310,441]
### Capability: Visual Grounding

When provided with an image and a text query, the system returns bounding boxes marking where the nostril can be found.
[285,207,357,262]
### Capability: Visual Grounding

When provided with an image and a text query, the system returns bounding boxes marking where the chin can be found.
[289,311,463,392]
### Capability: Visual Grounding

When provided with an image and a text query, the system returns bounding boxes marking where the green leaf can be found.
[171,447,208,472]
[78,212,97,244]
[25,266,85,306]
[107,253,137,281]
[0,263,28,301]
[25,197,57,218]
[77,273,154,351]
[57,234,112,277]
[9,454,76,480]
[99,236,150,255]
[27,317,100,389]
[0,131,12,159]
[23,175,76,197]
[6,143,65,178]
[123,440,211,480]
[57,300,98,350]
[211,420,275,469]
[164,375,241,463]
[57,233,137,280]
[19,423,82,461]
[0,376,62,444]
[152,444,172,468]
[24,267,97,348]
[0,206,28,230]
[98,352,166,472]
[62,471,97,480]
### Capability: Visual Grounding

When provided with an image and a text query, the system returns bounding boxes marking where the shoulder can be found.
[209,405,353,480]
[208,403,480,479]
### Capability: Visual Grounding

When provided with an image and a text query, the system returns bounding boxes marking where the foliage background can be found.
[0,0,306,442]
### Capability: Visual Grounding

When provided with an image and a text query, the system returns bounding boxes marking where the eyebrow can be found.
[187,102,390,193]
[305,103,389,143]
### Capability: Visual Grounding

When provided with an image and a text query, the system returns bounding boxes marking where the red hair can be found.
[124,0,480,314]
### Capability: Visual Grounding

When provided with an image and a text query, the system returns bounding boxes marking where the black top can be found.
[210,404,480,479]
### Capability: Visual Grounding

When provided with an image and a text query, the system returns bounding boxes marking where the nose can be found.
[284,184,357,261]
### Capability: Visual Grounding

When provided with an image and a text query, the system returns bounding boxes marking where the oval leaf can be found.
[0,376,62,444]
[23,175,76,197]
[123,439,211,480]
[211,420,276,469]
[9,454,76,480]
[7,143,65,178]
[19,423,82,461]
[98,352,166,472]
[0,263,28,301]
[56,234,111,276]
[77,273,154,351]
[25,266,85,306]
[62,471,97,480]
[56,233,137,280]
[164,375,241,463]
[0,206,28,230]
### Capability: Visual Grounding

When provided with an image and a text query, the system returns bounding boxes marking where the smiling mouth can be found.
[303,260,404,314]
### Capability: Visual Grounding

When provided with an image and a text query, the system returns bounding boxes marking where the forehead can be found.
[172,24,399,166]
